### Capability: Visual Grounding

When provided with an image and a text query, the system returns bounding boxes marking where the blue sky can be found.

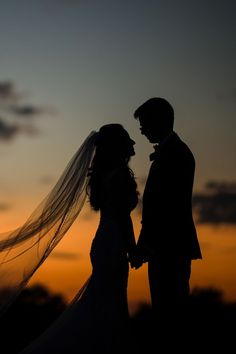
[0,0,235,222]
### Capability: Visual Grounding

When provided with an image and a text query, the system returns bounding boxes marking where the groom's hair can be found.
[134,97,174,128]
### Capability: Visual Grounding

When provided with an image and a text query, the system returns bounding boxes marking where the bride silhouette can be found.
[0,124,139,353]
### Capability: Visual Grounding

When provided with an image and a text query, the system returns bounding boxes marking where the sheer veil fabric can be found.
[0,131,97,315]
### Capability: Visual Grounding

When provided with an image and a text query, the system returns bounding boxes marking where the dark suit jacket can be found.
[138,132,202,260]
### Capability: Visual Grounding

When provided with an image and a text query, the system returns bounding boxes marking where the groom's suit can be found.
[137,131,202,313]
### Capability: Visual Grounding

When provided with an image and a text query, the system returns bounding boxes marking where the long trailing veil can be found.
[0,131,97,315]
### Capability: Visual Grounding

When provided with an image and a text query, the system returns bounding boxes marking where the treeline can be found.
[0,285,66,354]
[131,287,236,352]
[0,284,235,353]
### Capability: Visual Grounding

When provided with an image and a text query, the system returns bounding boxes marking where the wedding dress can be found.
[20,166,138,354]
[0,125,138,354]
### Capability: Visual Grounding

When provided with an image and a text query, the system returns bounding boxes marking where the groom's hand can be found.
[131,257,143,269]
[128,250,144,269]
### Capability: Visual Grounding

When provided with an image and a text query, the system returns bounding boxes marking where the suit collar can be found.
[149,131,179,161]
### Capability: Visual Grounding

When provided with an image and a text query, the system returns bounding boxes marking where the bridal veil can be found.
[0,131,97,315]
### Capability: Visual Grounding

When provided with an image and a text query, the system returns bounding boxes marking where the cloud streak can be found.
[10,105,44,118]
[0,80,52,141]
[0,81,20,102]
[136,178,236,225]
[193,181,236,224]
[0,118,19,141]
[0,202,11,212]
[51,251,80,260]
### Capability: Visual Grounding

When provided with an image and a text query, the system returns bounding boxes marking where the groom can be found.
[132,97,202,319]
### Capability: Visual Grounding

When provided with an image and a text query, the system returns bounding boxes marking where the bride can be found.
[0,124,140,353]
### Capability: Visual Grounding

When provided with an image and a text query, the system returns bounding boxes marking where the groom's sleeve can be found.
[136,224,154,261]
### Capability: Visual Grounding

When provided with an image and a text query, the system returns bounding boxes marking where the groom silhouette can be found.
[133,97,202,319]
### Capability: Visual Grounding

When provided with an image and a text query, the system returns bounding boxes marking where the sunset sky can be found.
[0,0,236,311]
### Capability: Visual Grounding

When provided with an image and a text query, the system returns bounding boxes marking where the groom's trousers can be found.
[148,256,191,317]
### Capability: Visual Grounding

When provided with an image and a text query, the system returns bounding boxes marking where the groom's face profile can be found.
[139,115,165,144]
[134,97,174,144]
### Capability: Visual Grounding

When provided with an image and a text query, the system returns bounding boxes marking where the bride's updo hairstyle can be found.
[87,124,137,211]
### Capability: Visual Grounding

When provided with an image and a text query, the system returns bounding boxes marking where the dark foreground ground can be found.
[131,292,235,353]
[0,285,235,353]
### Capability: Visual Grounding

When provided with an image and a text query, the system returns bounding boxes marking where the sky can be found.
[0,0,236,309]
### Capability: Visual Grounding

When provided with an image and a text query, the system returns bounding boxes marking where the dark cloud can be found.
[9,104,55,119]
[0,81,19,102]
[10,105,43,118]
[193,181,236,224]
[133,178,236,225]
[0,202,11,211]
[0,118,19,141]
[0,80,53,142]
[51,251,80,260]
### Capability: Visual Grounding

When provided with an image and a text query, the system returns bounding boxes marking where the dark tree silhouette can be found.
[0,284,235,353]
[0,284,67,354]
[131,287,236,353]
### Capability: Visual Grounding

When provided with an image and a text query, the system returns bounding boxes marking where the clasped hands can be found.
[128,247,147,269]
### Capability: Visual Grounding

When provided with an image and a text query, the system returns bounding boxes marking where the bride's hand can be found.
[128,250,144,269]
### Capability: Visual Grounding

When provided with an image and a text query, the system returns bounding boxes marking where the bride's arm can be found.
[104,166,140,262]
[109,168,138,256]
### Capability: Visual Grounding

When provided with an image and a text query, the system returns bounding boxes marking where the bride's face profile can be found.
[122,131,135,158]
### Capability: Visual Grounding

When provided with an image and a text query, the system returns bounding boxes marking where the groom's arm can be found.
[122,217,144,269]
[136,224,154,262]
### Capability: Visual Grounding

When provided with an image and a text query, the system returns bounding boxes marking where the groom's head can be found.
[134,97,174,143]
